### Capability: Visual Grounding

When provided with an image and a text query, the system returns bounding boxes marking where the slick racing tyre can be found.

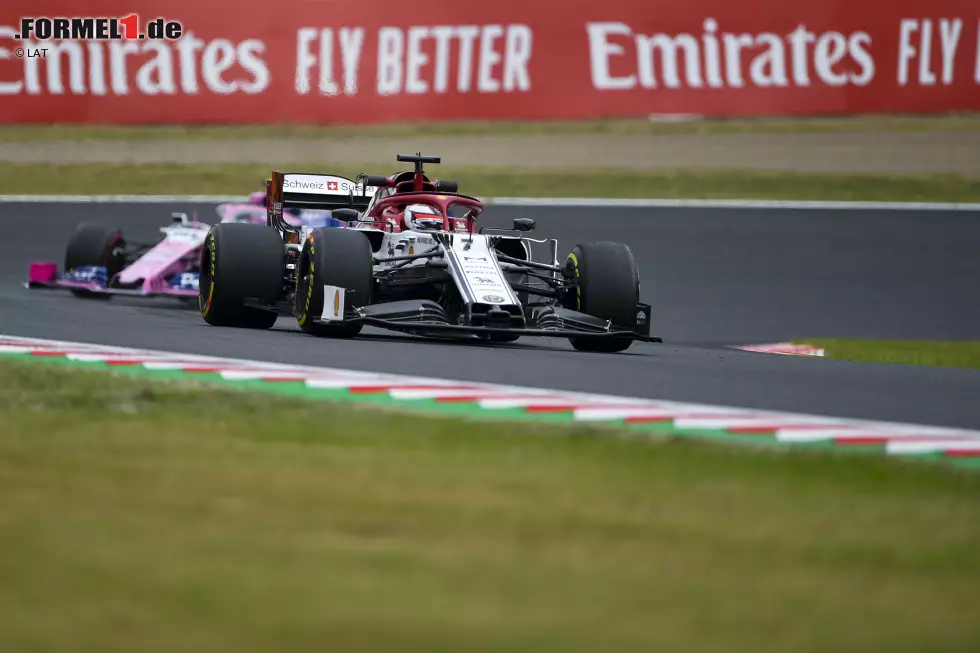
[199,223,284,329]
[295,227,373,338]
[563,241,640,353]
[64,222,126,299]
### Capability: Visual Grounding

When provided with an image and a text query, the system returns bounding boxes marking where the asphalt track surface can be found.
[2,201,980,428]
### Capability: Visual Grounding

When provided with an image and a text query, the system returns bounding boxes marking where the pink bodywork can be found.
[112,229,206,296]
[215,199,303,227]
[27,227,207,298]
[27,197,313,299]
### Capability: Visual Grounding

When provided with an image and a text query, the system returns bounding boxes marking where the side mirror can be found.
[513,218,535,232]
[435,179,458,193]
[332,208,360,222]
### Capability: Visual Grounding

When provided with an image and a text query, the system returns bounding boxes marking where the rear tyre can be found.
[64,223,126,299]
[295,228,373,338]
[198,223,284,329]
[563,241,640,353]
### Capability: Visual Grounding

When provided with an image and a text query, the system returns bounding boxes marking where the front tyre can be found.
[295,228,374,338]
[199,223,284,329]
[563,241,641,353]
[64,222,126,299]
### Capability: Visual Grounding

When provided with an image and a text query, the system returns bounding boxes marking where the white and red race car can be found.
[198,154,658,352]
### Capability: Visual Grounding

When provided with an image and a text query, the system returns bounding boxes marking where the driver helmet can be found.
[404,204,443,231]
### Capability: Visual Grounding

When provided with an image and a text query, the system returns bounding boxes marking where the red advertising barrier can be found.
[1,0,978,124]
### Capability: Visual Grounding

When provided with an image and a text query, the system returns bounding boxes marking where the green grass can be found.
[800,339,980,369]
[1,359,979,653]
[2,114,979,141]
[3,162,980,201]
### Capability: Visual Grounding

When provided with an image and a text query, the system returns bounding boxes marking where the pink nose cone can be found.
[248,191,265,205]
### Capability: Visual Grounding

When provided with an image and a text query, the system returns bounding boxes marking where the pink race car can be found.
[26,194,347,302]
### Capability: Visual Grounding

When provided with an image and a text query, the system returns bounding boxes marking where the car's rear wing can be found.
[267,170,376,232]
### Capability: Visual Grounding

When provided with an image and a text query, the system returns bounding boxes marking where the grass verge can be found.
[1,358,979,653]
[3,162,980,201]
[799,339,980,370]
[2,115,979,141]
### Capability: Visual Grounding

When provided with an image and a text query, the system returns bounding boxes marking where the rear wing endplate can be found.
[267,170,376,230]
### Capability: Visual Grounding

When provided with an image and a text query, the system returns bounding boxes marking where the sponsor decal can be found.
[482,294,506,303]
[463,263,497,273]
[282,175,377,196]
[171,271,200,291]
[320,284,346,321]
[2,6,979,118]
[166,227,207,243]
[284,179,325,191]
[65,265,107,285]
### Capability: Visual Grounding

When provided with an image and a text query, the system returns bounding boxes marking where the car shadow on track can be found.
[265,324,660,357]
[111,298,660,358]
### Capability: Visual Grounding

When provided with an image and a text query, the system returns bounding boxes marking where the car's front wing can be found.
[25,278,199,298]
[343,317,662,343]
[306,296,660,343]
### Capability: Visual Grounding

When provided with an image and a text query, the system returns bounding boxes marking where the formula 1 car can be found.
[25,191,347,302]
[199,154,658,352]
[216,190,347,229]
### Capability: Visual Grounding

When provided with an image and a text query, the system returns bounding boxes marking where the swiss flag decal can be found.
[327,181,338,190]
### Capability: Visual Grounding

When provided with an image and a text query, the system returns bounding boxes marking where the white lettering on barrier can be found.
[920,19,937,85]
[850,32,875,86]
[899,18,965,86]
[406,26,429,94]
[295,27,364,95]
[940,19,963,84]
[377,27,402,95]
[376,24,531,95]
[587,18,876,91]
[587,22,635,90]
[137,41,174,94]
[751,32,786,87]
[2,16,973,104]
[0,27,270,96]
[976,19,980,83]
[0,26,23,94]
[898,19,918,85]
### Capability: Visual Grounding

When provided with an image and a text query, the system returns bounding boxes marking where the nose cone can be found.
[248,191,265,205]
